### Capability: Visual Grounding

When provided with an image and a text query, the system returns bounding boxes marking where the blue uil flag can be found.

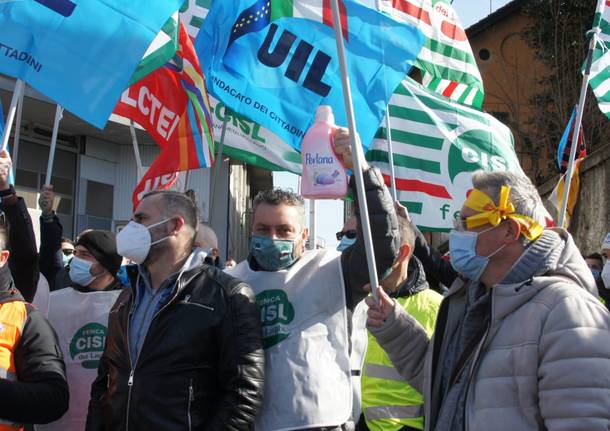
[0,0,184,128]
[197,0,424,151]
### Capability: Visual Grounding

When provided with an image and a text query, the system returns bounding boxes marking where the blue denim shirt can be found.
[128,249,207,365]
[128,267,178,365]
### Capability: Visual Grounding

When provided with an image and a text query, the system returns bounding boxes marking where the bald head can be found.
[194,224,218,249]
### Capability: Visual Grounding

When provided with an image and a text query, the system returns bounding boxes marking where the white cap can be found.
[315,105,334,124]
[602,233,610,250]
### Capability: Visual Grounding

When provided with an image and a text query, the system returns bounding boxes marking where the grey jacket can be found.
[370,229,610,431]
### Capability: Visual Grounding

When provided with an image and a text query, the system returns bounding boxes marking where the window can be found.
[85,180,114,219]
[13,140,77,237]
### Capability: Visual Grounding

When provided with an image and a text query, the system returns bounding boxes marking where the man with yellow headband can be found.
[365,170,610,431]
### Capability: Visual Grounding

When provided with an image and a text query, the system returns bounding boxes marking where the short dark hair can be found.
[61,237,74,246]
[252,189,306,226]
[142,190,200,232]
[586,252,604,265]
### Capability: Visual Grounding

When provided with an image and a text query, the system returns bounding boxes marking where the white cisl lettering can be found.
[265,305,278,322]
[277,303,288,320]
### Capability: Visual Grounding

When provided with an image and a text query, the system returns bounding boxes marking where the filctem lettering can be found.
[0,43,42,72]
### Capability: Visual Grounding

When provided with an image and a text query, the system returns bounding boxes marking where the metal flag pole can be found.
[330,0,380,302]
[385,115,398,201]
[558,8,603,227]
[44,105,64,186]
[309,200,317,250]
[11,89,24,182]
[209,113,229,225]
[1,79,25,153]
[183,170,191,192]
[129,121,144,180]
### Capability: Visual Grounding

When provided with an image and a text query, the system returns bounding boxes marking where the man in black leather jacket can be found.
[85,191,264,431]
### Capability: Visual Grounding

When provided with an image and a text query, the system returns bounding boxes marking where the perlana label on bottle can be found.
[301,105,348,199]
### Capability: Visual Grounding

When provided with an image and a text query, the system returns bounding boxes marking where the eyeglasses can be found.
[336,229,357,241]
[62,249,74,256]
[452,217,468,231]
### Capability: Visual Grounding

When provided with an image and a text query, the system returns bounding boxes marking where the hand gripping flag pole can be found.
[45,105,64,187]
[558,1,605,227]
[330,0,380,302]
[1,80,25,153]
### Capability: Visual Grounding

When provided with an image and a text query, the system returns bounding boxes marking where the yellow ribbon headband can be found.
[464,186,543,241]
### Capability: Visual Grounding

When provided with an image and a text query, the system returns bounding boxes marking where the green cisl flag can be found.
[378,0,485,109]
[587,0,610,119]
[208,97,302,174]
[366,77,523,232]
[128,12,180,85]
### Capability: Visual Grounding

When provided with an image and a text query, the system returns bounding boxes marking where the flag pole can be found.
[1,79,25,153]
[309,200,317,250]
[558,26,601,227]
[45,105,64,187]
[129,121,144,180]
[209,112,229,224]
[385,115,398,201]
[330,0,380,302]
[11,89,24,182]
[183,170,191,192]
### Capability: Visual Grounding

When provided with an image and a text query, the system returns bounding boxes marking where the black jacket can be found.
[4,195,39,302]
[413,227,458,288]
[0,265,68,424]
[39,212,72,292]
[341,167,401,309]
[86,262,265,431]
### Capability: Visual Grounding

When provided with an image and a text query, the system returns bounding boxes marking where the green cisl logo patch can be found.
[69,323,108,369]
[256,290,295,349]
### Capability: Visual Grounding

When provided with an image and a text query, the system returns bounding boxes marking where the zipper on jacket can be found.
[178,295,214,311]
[187,378,194,431]
[124,270,201,430]
[125,285,137,431]
[464,291,494,429]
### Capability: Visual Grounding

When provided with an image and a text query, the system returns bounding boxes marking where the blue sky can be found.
[273,0,514,248]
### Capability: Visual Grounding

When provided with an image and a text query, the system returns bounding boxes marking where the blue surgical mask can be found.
[448,226,505,282]
[250,235,298,271]
[69,256,98,287]
[591,268,602,281]
[62,254,73,267]
[336,236,356,252]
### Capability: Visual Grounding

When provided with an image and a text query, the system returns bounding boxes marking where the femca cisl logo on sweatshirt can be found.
[70,323,108,369]
[256,290,295,349]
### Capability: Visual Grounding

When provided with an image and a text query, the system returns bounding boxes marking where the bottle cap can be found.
[315,105,335,124]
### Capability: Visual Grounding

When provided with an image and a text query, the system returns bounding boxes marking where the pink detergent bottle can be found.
[300,106,348,199]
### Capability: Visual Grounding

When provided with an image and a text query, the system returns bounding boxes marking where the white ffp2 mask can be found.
[116,218,172,264]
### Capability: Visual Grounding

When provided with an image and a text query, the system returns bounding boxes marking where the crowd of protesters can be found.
[1,128,610,431]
